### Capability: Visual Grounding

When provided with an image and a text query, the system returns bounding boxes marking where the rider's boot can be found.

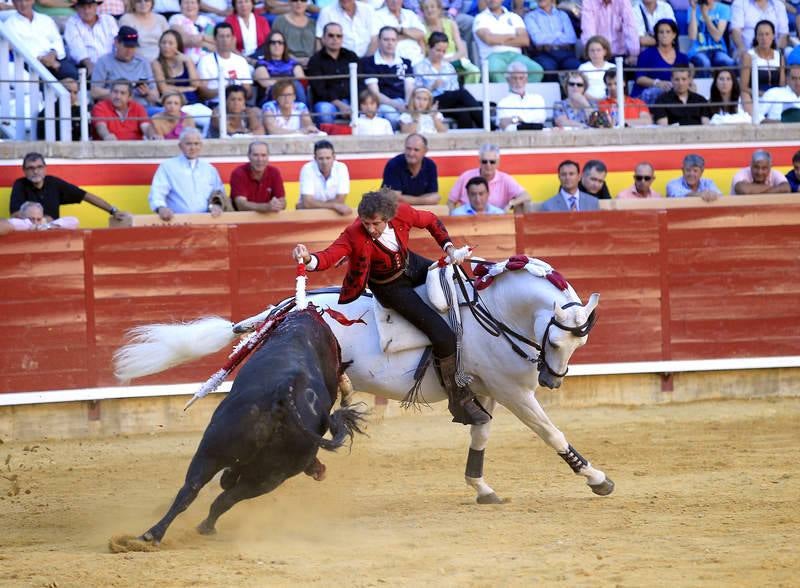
[436,354,491,426]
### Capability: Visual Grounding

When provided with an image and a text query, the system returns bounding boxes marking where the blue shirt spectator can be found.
[148,130,225,217]
[523,0,580,79]
[452,202,505,215]
[687,0,736,74]
[382,134,440,204]
[666,176,721,197]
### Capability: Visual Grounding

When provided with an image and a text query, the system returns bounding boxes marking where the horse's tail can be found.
[285,391,369,452]
[113,317,236,381]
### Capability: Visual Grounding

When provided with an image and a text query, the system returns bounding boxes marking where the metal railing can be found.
[0,46,771,141]
[0,20,73,141]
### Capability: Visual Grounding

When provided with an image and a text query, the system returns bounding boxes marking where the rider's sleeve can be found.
[407,204,452,250]
[310,229,353,271]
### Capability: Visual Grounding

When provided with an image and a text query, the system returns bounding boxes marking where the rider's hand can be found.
[293,244,311,264]
[446,245,470,265]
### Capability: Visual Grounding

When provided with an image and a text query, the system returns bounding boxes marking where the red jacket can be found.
[224,13,270,55]
[312,203,452,304]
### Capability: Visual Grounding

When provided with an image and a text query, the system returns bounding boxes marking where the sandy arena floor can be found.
[1,397,798,587]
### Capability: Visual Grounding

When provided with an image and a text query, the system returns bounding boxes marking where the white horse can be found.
[114,256,614,503]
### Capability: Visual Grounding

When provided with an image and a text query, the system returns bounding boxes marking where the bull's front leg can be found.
[141,454,224,544]
[464,396,504,504]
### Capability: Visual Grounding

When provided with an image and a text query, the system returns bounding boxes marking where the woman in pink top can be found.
[580,0,640,63]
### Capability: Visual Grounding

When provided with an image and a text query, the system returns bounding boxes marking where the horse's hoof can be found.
[476,492,503,505]
[589,477,615,496]
[196,521,217,536]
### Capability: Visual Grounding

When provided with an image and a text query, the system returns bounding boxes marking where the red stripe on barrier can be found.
[2,145,797,188]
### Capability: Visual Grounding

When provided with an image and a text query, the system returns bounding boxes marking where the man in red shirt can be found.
[597,68,652,127]
[91,80,155,140]
[229,141,286,213]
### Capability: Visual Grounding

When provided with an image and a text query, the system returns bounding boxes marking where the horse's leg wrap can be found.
[559,445,589,474]
[465,448,485,479]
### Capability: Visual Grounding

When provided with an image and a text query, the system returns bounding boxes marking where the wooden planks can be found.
[515,211,665,363]
[0,232,90,392]
[2,204,800,394]
[665,205,800,360]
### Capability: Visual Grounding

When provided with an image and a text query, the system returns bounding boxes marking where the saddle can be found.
[373,263,463,354]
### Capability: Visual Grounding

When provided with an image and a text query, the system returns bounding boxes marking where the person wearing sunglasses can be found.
[447,143,531,213]
[253,29,308,106]
[307,22,359,125]
[553,71,597,129]
[616,162,663,199]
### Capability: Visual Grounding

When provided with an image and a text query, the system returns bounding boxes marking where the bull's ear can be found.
[584,293,600,314]
[553,300,566,322]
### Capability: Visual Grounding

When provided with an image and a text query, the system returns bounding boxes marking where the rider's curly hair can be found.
[358,187,399,220]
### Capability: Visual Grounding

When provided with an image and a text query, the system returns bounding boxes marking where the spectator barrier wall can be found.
[1,202,799,396]
[2,141,799,228]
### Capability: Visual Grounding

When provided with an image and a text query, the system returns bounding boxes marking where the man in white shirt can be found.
[64,0,119,78]
[316,0,377,58]
[759,64,800,122]
[5,0,79,80]
[634,0,676,48]
[495,61,546,130]
[298,140,352,216]
[473,0,542,82]
[197,22,253,103]
[372,0,426,65]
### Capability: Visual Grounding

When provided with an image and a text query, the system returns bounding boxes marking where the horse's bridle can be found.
[537,302,598,378]
[452,267,597,379]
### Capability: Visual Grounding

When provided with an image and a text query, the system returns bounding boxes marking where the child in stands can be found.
[353,90,394,136]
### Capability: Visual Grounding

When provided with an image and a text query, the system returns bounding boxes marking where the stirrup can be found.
[457,397,491,426]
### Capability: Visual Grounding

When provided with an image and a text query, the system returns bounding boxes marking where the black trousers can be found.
[435,89,483,129]
[368,251,456,359]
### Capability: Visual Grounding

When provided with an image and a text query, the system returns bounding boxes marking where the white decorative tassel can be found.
[295,260,307,309]
[184,368,227,410]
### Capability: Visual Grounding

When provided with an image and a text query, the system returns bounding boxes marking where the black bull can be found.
[141,309,365,544]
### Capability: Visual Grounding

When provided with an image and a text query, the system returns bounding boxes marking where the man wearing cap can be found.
[91,25,160,107]
[64,0,118,78]
[5,0,79,80]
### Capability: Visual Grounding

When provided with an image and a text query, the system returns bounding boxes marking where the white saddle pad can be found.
[373,265,464,354]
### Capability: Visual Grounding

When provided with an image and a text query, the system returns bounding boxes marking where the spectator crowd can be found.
[5,141,798,235]
[4,0,800,139]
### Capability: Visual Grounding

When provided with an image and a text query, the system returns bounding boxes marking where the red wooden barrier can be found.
[1,205,798,394]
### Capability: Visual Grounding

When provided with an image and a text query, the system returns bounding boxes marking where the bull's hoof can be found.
[589,477,615,496]
[476,492,503,505]
[304,458,326,481]
[196,521,217,536]
[139,531,160,546]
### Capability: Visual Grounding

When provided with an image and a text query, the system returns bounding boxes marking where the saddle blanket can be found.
[373,264,461,354]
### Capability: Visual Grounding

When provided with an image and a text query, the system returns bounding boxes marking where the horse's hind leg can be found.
[504,392,614,496]
[141,453,225,544]
[197,475,284,535]
[464,397,503,504]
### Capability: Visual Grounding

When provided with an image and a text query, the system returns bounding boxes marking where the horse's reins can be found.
[450,263,597,379]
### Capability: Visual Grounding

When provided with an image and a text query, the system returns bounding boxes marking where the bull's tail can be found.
[113,317,236,381]
[287,394,368,452]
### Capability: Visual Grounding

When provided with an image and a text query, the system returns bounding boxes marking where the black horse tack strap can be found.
[559,445,589,473]
[451,267,597,379]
